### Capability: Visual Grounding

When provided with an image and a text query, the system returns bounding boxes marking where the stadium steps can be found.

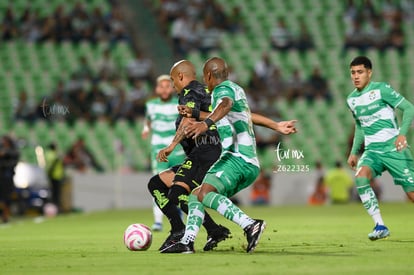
[3,0,414,171]
[210,0,414,168]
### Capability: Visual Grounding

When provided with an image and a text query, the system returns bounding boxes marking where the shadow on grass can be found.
[386,239,414,243]
[208,246,356,257]
[270,250,355,257]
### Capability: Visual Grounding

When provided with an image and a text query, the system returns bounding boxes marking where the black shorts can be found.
[171,144,221,191]
[0,178,14,202]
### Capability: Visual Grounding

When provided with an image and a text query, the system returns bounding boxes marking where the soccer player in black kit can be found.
[147,60,230,251]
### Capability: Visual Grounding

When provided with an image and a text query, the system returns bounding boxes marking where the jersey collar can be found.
[356,81,373,94]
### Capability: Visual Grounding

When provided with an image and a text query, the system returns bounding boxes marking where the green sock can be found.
[202,192,254,229]
[181,194,204,244]
[356,177,384,225]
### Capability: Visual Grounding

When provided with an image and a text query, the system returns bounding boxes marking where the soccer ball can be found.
[43,203,58,218]
[123,223,152,251]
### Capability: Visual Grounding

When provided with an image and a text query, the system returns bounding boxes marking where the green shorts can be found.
[151,148,185,174]
[357,148,414,192]
[203,153,260,198]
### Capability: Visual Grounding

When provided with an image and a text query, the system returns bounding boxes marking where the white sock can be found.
[205,192,254,230]
[181,197,205,245]
[357,183,384,226]
[372,212,384,226]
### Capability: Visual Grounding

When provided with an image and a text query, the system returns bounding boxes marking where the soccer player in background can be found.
[148,60,230,251]
[347,56,414,240]
[45,142,65,213]
[324,161,353,204]
[161,57,297,253]
[0,135,19,223]
[142,75,186,231]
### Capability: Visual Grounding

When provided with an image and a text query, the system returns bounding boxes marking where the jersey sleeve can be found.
[380,83,405,108]
[144,101,150,120]
[351,120,364,155]
[396,99,414,136]
[200,87,212,112]
[213,85,235,104]
[182,89,202,111]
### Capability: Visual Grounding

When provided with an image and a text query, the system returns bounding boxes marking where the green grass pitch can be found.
[1,203,413,274]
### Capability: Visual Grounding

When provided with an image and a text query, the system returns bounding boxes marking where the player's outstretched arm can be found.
[251,113,297,135]
[179,105,297,135]
[156,117,192,162]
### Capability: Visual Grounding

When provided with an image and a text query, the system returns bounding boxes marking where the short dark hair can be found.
[350,56,372,69]
[48,142,57,150]
[335,160,342,168]
[204,57,228,80]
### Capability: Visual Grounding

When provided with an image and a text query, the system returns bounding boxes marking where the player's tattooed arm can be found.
[172,117,191,144]
[157,117,192,162]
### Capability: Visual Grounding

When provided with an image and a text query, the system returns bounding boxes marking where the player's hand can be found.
[177,105,192,118]
[156,146,174,162]
[277,120,298,135]
[347,154,358,171]
[395,135,408,151]
[141,124,150,139]
[141,129,149,139]
[185,121,208,139]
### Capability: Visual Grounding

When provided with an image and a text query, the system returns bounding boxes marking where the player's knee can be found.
[355,166,372,179]
[147,175,167,193]
[406,192,414,203]
[168,184,188,205]
[190,188,203,202]
[197,192,205,203]
[197,183,217,202]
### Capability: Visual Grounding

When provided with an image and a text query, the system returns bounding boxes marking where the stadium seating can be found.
[0,1,145,171]
[208,0,414,168]
[2,0,414,171]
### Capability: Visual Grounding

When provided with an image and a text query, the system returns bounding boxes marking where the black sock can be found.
[168,185,220,235]
[148,175,184,232]
[202,211,221,235]
[169,185,189,214]
[170,185,221,235]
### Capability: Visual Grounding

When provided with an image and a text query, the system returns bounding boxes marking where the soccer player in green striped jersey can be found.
[161,57,297,253]
[347,56,414,240]
[142,75,185,231]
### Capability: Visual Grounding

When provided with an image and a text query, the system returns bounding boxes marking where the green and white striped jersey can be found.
[347,81,406,153]
[212,80,259,167]
[145,96,182,154]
